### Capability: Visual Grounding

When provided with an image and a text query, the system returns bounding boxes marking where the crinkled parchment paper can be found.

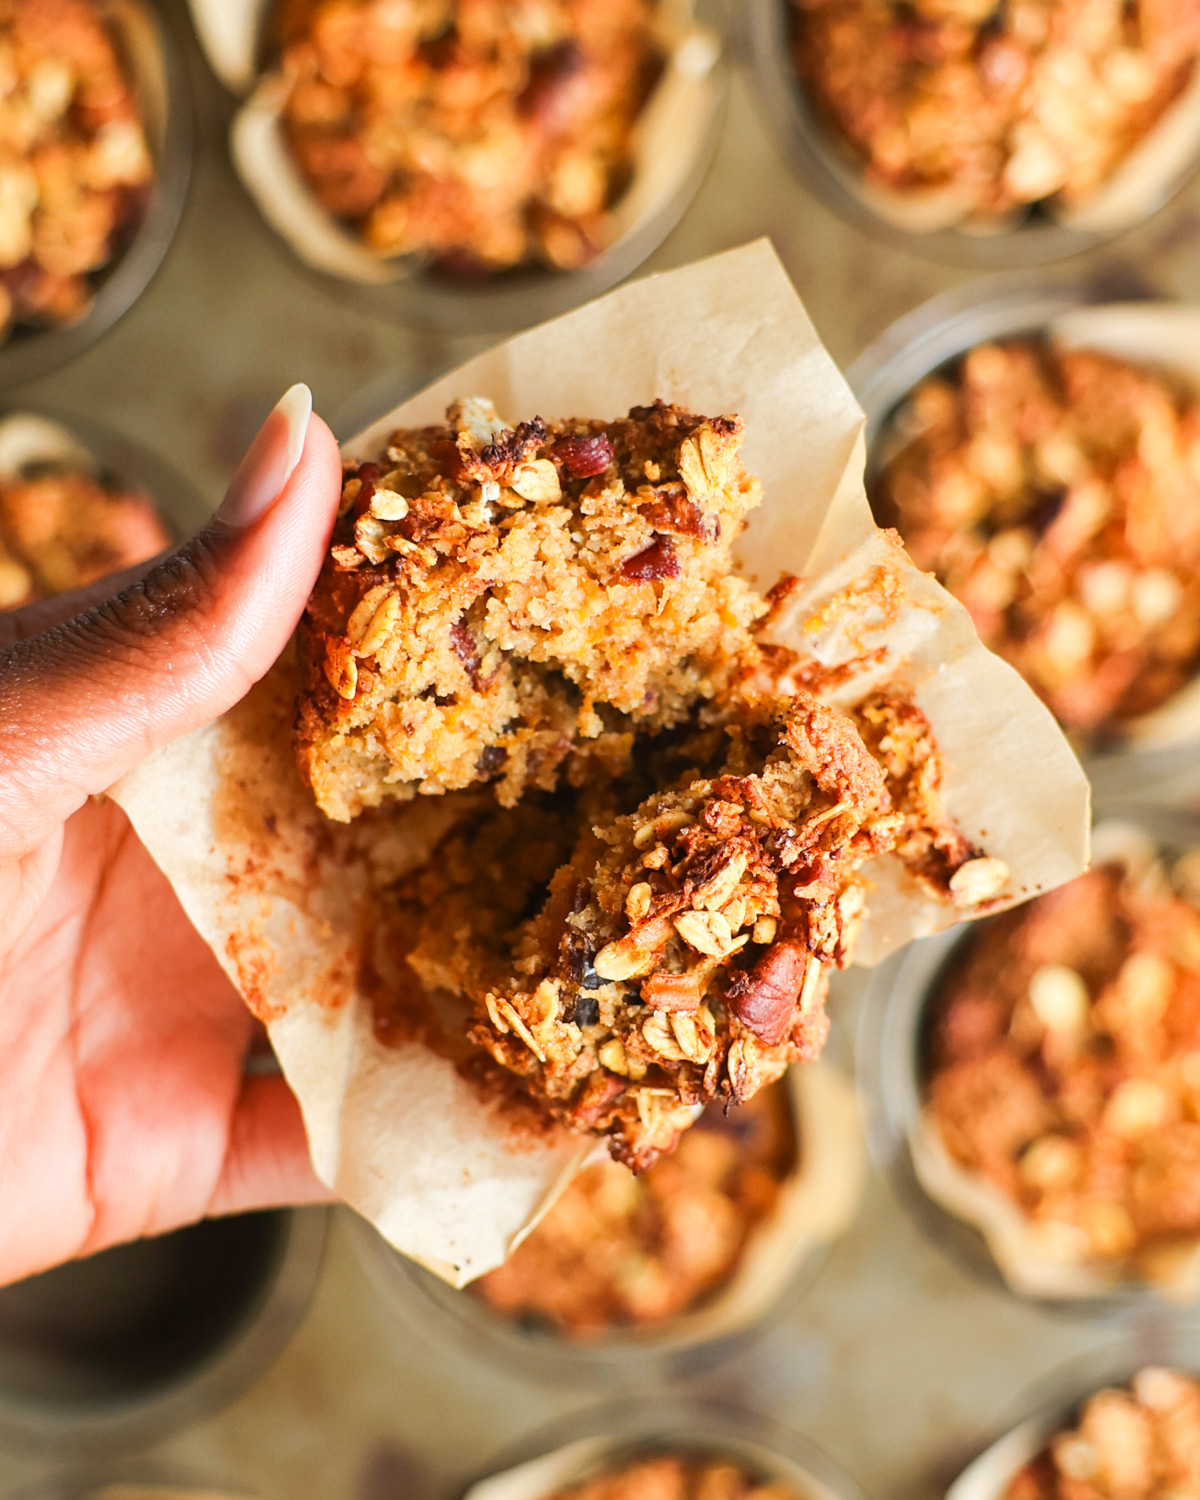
[111,240,1089,1284]
[191,0,721,287]
[913,819,1200,1302]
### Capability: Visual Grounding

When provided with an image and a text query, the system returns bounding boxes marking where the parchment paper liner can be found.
[191,0,721,288]
[945,1413,1069,1500]
[911,819,1200,1302]
[109,240,1089,1287]
[0,413,96,477]
[801,46,1200,238]
[464,1429,849,1500]
[874,301,1200,753]
[452,1057,865,1352]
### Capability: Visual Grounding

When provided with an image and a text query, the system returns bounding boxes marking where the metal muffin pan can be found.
[0,1207,327,1455]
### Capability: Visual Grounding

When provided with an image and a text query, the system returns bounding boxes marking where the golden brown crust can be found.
[542,1454,799,1500]
[1005,1369,1200,1500]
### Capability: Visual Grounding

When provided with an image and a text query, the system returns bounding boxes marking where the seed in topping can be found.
[632,810,693,849]
[949,857,1009,907]
[1029,963,1089,1034]
[1103,1078,1170,1139]
[728,939,809,1045]
[552,432,613,477]
[671,1010,712,1063]
[597,1037,642,1078]
[620,535,680,582]
[353,591,401,658]
[323,640,358,700]
[510,458,561,503]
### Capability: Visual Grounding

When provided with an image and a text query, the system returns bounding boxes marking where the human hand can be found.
[0,386,343,1287]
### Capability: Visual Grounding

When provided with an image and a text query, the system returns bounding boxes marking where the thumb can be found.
[0,384,343,854]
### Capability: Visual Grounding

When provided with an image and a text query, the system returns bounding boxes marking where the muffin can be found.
[0,454,167,609]
[791,0,1200,227]
[542,1454,800,1500]
[473,1079,797,1334]
[1004,1368,1200,1500]
[871,339,1200,740]
[300,396,1007,1168]
[0,0,156,341]
[274,0,661,274]
[921,830,1200,1292]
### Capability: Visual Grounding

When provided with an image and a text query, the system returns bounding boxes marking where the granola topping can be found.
[791,0,1200,220]
[0,0,155,342]
[925,854,1200,1273]
[0,462,167,609]
[872,340,1200,737]
[539,1455,801,1500]
[276,0,660,273]
[1005,1370,1200,1500]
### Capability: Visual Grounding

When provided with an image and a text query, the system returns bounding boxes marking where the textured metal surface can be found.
[6,4,1200,1496]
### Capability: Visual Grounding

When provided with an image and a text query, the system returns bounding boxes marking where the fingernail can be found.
[217,383,313,528]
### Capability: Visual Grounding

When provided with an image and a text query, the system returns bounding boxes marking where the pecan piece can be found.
[620,536,680,582]
[552,433,613,477]
[641,972,703,1012]
[729,939,811,1045]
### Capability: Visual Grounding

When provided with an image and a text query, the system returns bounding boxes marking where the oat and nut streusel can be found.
[0,463,166,608]
[473,1077,795,1332]
[302,397,1005,1165]
[872,340,1200,737]
[277,0,659,273]
[1005,1369,1200,1500]
[926,855,1200,1275]
[543,1455,800,1500]
[792,0,1200,221]
[0,0,154,341]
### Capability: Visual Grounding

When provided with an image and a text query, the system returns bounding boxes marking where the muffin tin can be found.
[8,0,1200,1497]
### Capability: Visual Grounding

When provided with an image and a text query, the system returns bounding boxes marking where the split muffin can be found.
[871,339,1200,739]
[298,397,1006,1167]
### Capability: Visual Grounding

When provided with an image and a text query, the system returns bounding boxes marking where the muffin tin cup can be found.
[846,275,1200,806]
[948,1340,1200,1500]
[857,807,1200,1311]
[192,0,729,336]
[0,406,210,607]
[0,1207,328,1456]
[345,1037,865,1387]
[463,1396,868,1500]
[0,0,193,390]
[742,0,1200,266]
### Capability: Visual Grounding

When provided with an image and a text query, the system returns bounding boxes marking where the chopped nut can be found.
[693,849,749,911]
[1103,1078,1170,1139]
[593,916,673,982]
[510,459,562,504]
[949,857,1009,907]
[323,640,358,699]
[751,915,777,945]
[670,1010,713,1063]
[350,589,401,658]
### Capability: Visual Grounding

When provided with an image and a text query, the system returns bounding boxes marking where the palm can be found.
[0,796,257,1283]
